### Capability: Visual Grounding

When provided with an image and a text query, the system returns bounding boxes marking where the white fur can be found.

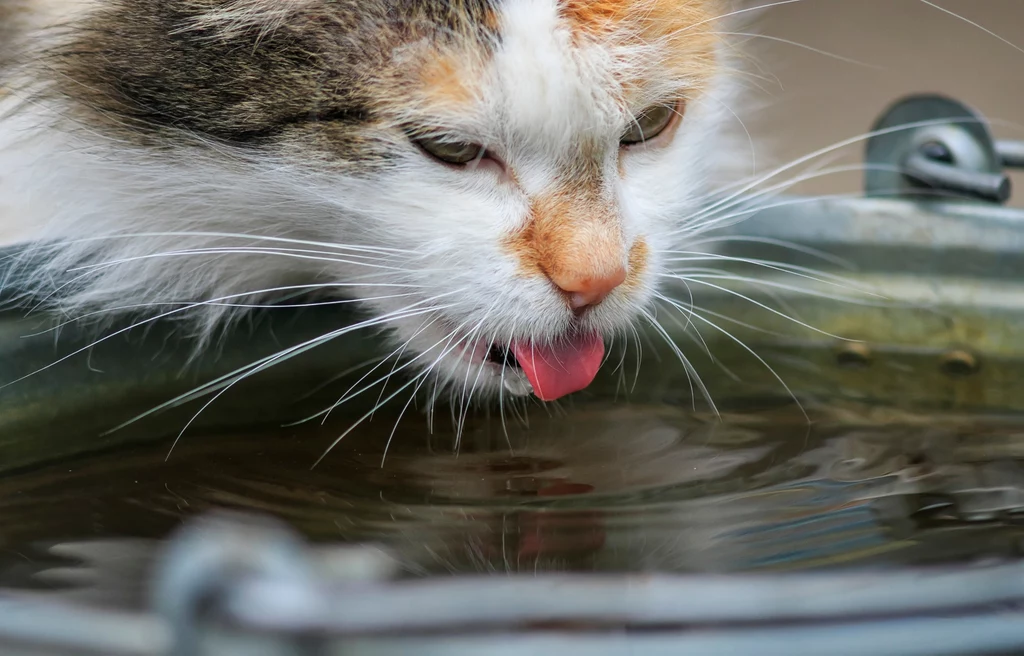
[0,0,743,403]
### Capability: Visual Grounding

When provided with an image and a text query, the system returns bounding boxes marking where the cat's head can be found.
[4,0,737,402]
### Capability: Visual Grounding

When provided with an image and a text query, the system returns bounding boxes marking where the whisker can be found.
[685,309,809,423]
[660,270,890,308]
[324,317,438,427]
[699,91,757,177]
[291,356,389,403]
[314,366,435,469]
[654,296,744,385]
[915,0,1024,56]
[661,253,880,297]
[497,320,519,451]
[681,234,854,270]
[712,31,881,68]
[369,317,440,421]
[313,325,485,468]
[627,321,644,394]
[52,231,417,255]
[156,302,459,460]
[453,301,502,451]
[99,295,462,438]
[3,283,366,389]
[65,247,408,274]
[379,366,434,468]
[677,164,907,236]
[669,298,800,339]
[20,283,418,338]
[286,303,476,426]
[653,291,715,358]
[685,117,997,230]
[679,0,806,34]
[659,274,857,339]
[640,308,718,417]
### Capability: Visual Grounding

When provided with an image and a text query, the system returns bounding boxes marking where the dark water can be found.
[2,400,1024,609]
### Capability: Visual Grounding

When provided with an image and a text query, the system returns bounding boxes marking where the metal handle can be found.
[865,95,1013,204]
[997,140,1024,169]
[903,141,1012,203]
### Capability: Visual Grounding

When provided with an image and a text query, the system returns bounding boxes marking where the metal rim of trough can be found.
[0,509,1022,656]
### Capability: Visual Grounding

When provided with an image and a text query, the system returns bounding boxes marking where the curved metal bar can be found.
[903,150,1011,202]
[0,595,166,656]
[333,618,1024,656]
[219,563,1024,633]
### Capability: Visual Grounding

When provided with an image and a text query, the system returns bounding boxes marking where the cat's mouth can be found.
[483,344,533,397]
[456,333,606,402]
[485,344,521,370]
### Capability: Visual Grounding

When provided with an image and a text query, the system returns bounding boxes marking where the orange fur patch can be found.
[418,54,476,107]
[560,0,631,30]
[481,5,502,32]
[504,183,626,295]
[561,0,719,40]
[560,0,723,105]
[623,237,649,289]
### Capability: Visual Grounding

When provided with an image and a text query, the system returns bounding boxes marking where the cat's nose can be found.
[550,265,627,310]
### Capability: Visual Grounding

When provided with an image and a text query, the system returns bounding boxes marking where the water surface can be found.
[2,400,1024,609]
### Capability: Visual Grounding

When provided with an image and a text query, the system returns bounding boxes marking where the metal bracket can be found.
[865,94,1020,204]
[151,511,322,656]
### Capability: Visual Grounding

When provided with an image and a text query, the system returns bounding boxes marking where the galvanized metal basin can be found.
[0,93,1023,656]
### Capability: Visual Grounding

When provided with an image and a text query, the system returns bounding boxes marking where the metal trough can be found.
[1,94,1023,655]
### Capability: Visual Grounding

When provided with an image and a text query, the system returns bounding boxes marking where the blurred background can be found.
[736,0,1024,205]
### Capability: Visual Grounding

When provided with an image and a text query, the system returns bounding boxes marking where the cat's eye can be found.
[413,135,487,166]
[620,102,680,146]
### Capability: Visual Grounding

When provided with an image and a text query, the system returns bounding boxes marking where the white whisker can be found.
[312,323,487,468]
[682,234,854,270]
[684,118,994,231]
[713,31,880,69]
[99,294,463,439]
[661,252,880,297]
[659,274,856,339]
[53,231,418,256]
[915,0,1024,56]
[654,295,743,384]
[686,309,809,423]
[640,308,718,417]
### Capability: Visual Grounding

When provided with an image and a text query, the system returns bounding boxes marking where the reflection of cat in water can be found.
[13,410,1024,598]
[403,406,772,499]
[391,408,1024,575]
[392,405,787,574]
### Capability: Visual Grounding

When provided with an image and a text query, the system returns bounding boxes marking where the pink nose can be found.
[550,265,627,310]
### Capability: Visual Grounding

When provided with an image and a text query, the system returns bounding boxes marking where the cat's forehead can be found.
[402,0,721,130]
[41,0,721,153]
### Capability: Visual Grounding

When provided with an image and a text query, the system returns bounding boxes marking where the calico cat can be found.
[0,0,742,404]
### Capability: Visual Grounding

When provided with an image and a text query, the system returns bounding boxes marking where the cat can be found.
[0,0,747,409]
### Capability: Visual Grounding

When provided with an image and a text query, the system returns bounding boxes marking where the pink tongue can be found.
[510,333,605,401]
